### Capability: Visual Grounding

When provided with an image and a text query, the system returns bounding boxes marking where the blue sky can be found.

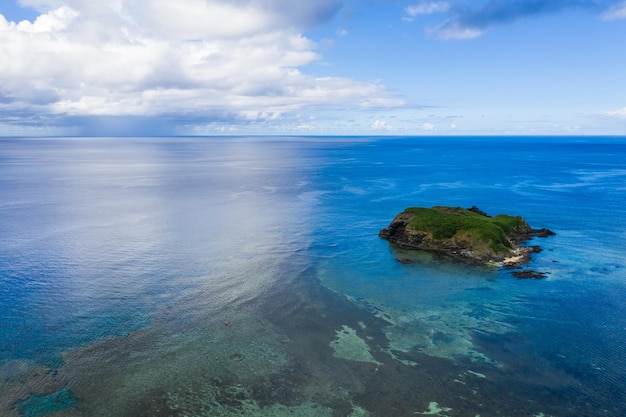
[1,0,625,136]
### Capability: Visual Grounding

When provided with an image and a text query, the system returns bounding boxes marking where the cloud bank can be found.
[0,0,403,135]
[404,0,626,40]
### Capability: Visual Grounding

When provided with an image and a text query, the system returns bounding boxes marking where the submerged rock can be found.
[379,206,554,268]
[512,270,547,279]
[329,325,382,365]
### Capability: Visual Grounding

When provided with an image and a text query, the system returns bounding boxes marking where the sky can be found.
[1,0,626,136]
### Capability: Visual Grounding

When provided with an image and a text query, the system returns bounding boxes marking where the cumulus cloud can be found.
[406,0,625,40]
[0,0,403,134]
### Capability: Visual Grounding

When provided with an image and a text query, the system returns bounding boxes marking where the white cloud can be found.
[603,107,626,118]
[426,21,484,40]
[0,0,403,133]
[296,123,314,130]
[422,122,435,131]
[602,1,626,20]
[415,1,619,41]
[371,120,390,130]
[405,1,450,18]
[15,5,78,32]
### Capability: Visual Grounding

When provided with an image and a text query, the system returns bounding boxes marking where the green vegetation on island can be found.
[403,206,528,254]
[379,206,555,268]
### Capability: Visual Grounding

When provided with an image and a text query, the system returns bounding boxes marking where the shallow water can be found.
[1,136,625,416]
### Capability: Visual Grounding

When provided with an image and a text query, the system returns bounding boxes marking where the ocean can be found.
[0,136,625,417]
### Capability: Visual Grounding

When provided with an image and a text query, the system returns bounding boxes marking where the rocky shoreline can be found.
[379,206,555,277]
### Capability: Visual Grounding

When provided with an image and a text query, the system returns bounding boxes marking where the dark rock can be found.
[534,228,556,237]
[512,270,546,279]
[513,228,556,242]
[397,258,414,264]
[467,206,490,217]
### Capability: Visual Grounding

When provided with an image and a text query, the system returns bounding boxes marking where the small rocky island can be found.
[379,206,555,276]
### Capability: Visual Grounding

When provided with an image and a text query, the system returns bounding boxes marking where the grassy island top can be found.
[403,206,530,254]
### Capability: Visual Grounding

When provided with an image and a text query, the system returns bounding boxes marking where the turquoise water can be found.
[1,136,625,416]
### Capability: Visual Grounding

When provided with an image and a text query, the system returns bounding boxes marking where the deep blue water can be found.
[1,136,625,417]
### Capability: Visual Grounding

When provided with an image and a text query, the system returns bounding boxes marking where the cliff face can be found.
[379,206,554,266]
